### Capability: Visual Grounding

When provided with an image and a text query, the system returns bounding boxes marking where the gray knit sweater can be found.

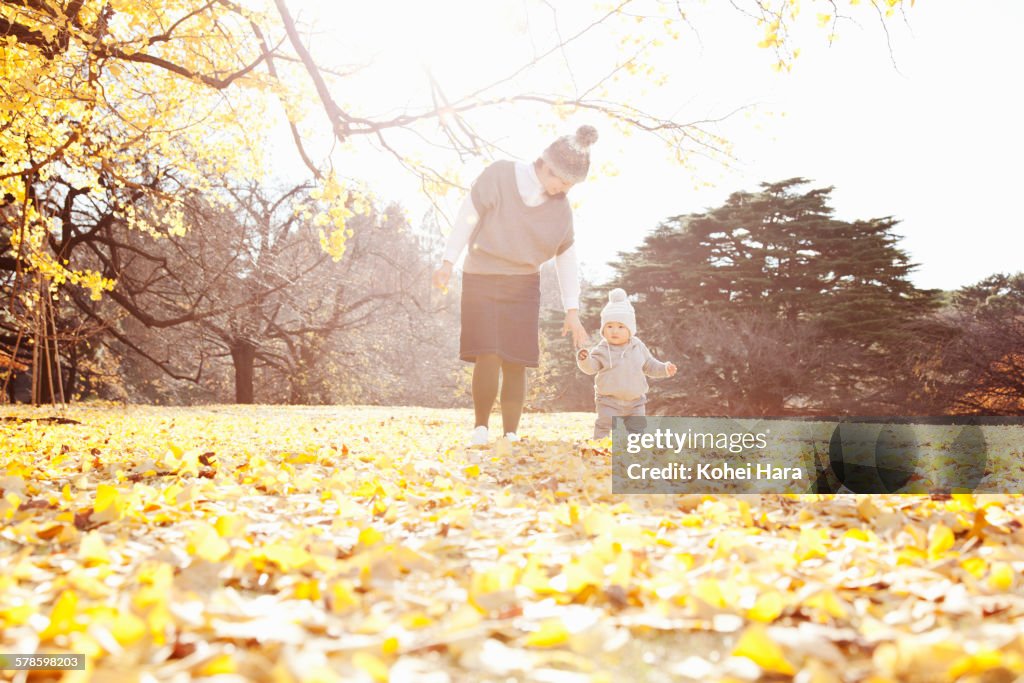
[576,337,670,401]
[463,161,574,275]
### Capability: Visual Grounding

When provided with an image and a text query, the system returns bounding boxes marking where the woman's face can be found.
[536,161,575,196]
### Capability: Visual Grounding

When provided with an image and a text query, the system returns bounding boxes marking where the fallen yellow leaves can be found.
[352,651,389,681]
[795,526,830,562]
[357,526,384,547]
[524,618,570,647]
[927,523,955,560]
[987,561,1014,591]
[747,590,786,622]
[79,530,111,565]
[38,590,82,641]
[1,404,1023,682]
[186,523,230,562]
[803,590,848,622]
[733,623,796,675]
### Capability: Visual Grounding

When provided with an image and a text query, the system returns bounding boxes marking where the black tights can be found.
[472,354,526,434]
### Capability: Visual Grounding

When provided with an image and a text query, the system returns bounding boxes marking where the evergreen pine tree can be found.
[609,178,940,415]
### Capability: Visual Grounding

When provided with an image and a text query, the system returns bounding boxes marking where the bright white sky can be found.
[273,1,1024,292]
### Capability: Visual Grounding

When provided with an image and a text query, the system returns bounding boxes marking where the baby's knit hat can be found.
[541,125,599,184]
[601,288,636,336]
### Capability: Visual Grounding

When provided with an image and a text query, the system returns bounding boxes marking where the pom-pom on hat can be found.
[601,288,636,336]
[541,125,599,184]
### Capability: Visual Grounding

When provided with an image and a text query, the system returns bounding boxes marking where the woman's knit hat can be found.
[601,288,636,336]
[541,125,599,184]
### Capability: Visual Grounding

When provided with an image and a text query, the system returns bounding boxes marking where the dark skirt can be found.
[460,271,542,367]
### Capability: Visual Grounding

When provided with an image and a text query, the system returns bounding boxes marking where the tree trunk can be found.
[65,343,78,402]
[289,340,323,405]
[33,321,60,405]
[230,341,256,404]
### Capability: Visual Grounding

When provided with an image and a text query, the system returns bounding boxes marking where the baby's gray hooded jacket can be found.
[576,337,670,401]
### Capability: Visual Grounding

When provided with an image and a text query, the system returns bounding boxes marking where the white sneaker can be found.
[504,432,520,443]
[469,426,489,447]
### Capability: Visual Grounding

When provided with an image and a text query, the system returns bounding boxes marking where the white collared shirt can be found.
[514,159,548,207]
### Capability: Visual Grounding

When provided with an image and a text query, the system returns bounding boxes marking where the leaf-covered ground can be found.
[1,404,1023,683]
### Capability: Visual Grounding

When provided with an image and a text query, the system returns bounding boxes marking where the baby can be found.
[576,288,676,439]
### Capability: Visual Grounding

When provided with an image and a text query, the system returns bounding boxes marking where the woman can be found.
[433,126,596,446]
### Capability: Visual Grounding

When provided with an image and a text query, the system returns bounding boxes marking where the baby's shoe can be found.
[503,432,520,443]
[469,426,489,447]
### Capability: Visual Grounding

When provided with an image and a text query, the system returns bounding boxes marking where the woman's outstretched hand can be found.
[563,309,588,348]
[432,261,453,292]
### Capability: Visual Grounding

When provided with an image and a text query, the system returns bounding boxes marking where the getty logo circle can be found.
[826,418,988,493]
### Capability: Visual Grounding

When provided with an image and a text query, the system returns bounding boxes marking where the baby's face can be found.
[602,322,631,345]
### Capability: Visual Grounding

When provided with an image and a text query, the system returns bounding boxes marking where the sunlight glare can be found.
[313,1,525,96]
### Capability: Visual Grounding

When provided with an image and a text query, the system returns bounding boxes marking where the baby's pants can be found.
[594,395,647,439]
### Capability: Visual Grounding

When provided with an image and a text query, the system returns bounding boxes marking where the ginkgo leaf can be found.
[3,489,31,523]
[214,515,245,538]
[352,652,390,682]
[747,590,786,622]
[554,503,580,527]
[400,611,433,629]
[521,556,552,593]
[524,618,570,648]
[948,649,1011,678]
[0,603,35,627]
[93,484,124,523]
[795,527,829,562]
[358,527,384,547]
[79,531,111,565]
[329,580,359,614]
[110,611,147,646]
[39,590,82,641]
[842,528,873,544]
[187,523,229,562]
[804,590,848,621]
[583,508,614,535]
[260,543,312,572]
[608,550,633,587]
[293,579,321,601]
[897,547,927,565]
[960,557,987,579]
[988,562,1014,591]
[381,637,400,656]
[695,578,738,609]
[198,654,237,676]
[927,523,955,560]
[733,624,796,675]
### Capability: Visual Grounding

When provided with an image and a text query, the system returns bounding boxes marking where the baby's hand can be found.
[577,349,589,361]
[666,362,677,377]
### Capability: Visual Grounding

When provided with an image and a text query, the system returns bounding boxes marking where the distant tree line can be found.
[4,176,1022,415]
[2,175,463,406]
